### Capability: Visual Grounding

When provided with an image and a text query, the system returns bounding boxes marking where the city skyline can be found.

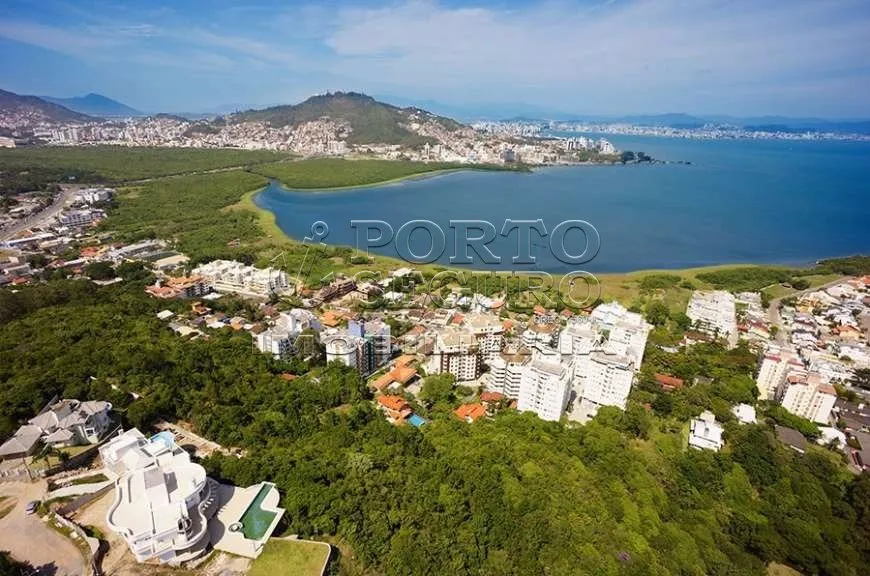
[1,0,870,118]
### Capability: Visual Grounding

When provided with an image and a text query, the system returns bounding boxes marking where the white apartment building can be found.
[58,209,104,227]
[349,319,392,371]
[191,260,290,299]
[324,333,359,367]
[558,318,598,356]
[686,291,737,345]
[572,351,635,421]
[255,309,321,359]
[517,354,572,422]
[776,372,837,424]
[101,429,218,565]
[608,316,652,367]
[427,326,480,382]
[756,346,804,400]
[488,349,531,399]
[465,312,504,364]
[689,411,725,451]
[521,324,558,351]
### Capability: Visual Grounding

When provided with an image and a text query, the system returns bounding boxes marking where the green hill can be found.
[231,92,461,147]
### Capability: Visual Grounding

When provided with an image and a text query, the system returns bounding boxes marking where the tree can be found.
[83,261,115,280]
[851,368,870,390]
[419,373,456,405]
[645,300,670,326]
[671,311,692,331]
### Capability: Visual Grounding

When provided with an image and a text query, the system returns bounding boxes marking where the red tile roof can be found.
[480,391,506,403]
[378,395,410,412]
[455,403,486,422]
[655,373,684,390]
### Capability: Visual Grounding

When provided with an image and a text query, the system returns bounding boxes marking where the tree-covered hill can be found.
[231,91,458,147]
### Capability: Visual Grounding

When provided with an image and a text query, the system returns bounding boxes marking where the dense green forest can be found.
[0,146,286,192]
[1,279,868,575]
[253,158,525,190]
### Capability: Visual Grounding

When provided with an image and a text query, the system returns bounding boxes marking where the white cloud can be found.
[321,0,870,112]
[1,0,868,114]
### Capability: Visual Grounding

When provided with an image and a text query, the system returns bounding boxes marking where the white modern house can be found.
[732,403,758,425]
[102,429,219,565]
[689,411,725,451]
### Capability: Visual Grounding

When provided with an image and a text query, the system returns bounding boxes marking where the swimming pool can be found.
[407,414,426,427]
[239,484,278,540]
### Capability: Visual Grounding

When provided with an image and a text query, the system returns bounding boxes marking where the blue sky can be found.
[1,0,869,117]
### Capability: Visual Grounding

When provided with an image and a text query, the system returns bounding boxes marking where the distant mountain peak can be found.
[40,93,143,118]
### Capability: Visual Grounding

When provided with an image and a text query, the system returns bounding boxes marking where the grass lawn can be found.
[249,539,331,576]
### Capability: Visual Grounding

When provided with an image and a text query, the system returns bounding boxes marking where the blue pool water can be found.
[407,414,426,427]
[254,136,870,273]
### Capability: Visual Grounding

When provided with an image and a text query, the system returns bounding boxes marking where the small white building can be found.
[689,411,725,451]
[732,403,757,424]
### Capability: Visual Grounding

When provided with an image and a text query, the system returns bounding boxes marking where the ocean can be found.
[253,135,870,273]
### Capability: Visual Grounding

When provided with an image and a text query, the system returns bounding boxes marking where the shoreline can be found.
[241,185,854,279]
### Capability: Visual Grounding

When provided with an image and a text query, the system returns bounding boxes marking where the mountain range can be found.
[1,87,869,136]
[40,93,143,117]
[0,88,93,125]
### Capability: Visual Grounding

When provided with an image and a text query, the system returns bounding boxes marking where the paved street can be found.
[0,186,78,242]
[0,480,85,575]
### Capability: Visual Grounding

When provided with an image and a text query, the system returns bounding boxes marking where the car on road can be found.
[24,500,39,515]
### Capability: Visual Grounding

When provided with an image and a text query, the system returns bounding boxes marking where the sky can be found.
[1,0,869,118]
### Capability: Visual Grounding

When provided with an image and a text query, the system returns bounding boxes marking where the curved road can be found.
[0,186,77,242]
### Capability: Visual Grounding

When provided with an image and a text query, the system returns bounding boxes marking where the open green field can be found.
[249,539,331,576]
[253,157,525,190]
[0,146,288,181]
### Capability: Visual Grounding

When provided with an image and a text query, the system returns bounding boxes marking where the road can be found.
[766,277,848,343]
[0,480,86,575]
[0,186,78,242]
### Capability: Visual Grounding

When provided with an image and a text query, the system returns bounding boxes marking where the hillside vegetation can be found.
[0,280,868,575]
[232,92,449,147]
